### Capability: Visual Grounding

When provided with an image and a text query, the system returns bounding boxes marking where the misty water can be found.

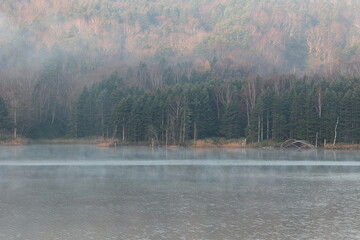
[0,145,360,240]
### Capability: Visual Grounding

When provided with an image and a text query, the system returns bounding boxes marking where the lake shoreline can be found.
[3,136,360,150]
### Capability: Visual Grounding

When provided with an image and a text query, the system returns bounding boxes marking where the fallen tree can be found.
[280,139,316,150]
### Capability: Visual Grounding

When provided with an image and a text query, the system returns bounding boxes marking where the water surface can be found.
[0,145,359,240]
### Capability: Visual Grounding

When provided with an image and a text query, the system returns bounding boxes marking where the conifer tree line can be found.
[71,72,360,146]
[0,97,12,137]
[2,63,360,146]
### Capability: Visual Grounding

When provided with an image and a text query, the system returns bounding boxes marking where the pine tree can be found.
[289,87,307,140]
[320,88,339,144]
[305,90,319,144]
[129,97,146,142]
[113,97,133,141]
[221,103,241,139]
[0,96,12,132]
[76,87,94,137]
[352,88,360,143]
[272,93,291,141]
[339,90,353,143]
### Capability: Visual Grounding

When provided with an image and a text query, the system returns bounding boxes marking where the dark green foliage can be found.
[70,72,123,138]
[289,85,307,140]
[186,84,217,138]
[220,104,241,138]
[272,94,291,141]
[241,76,360,145]
[113,96,134,141]
[109,76,247,144]
[76,86,94,137]
[352,89,360,143]
[247,89,275,143]
[30,57,71,139]
[70,70,360,145]
[27,121,67,139]
[304,89,319,144]
[91,72,123,137]
[320,89,339,143]
[0,96,12,132]
[129,96,147,142]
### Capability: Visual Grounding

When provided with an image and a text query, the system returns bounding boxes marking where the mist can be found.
[2,0,360,139]
[2,0,360,85]
[2,1,360,239]
[0,145,360,239]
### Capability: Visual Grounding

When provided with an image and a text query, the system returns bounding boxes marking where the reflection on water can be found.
[0,145,360,240]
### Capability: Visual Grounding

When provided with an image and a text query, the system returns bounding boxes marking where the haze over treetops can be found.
[2,0,360,144]
[1,0,360,77]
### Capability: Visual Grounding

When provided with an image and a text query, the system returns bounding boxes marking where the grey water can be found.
[0,145,360,240]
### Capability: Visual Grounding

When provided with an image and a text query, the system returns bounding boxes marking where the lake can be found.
[0,145,360,240]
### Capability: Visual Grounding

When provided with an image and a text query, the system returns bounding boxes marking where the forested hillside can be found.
[2,0,360,75]
[2,0,360,145]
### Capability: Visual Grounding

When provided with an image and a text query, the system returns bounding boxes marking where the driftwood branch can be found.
[281,139,316,150]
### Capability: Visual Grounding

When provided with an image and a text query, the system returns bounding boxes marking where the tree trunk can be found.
[14,108,17,139]
[165,128,168,147]
[215,98,221,120]
[261,115,264,141]
[51,105,56,124]
[183,112,186,143]
[193,122,197,146]
[317,90,322,118]
[266,111,270,139]
[122,118,125,141]
[333,117,339,145]
[257,115,261,143]
[112,125,118,139]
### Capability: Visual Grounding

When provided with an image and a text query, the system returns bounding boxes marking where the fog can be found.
[2,0,360,88]
[2,0,360,237]
[0,145,360,239]
[1,145,360,166]
[3,0,360,140]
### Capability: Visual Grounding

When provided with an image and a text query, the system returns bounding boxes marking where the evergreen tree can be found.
[272,93,291,141]
[76,87,94,137]
[91,72,123,137]
[113,96,134,141]
[339,90,354,143]
[352,88,360,143]
[289,87,307,140]
[0,96,12,132]
[220,103,241,138]
[320,89,339,144]
[305,89,319,144]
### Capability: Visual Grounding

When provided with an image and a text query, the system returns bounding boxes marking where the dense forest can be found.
[69,73,360,146]
[2,0,360,145]
[2,63,360,146]
[2,0,360,76]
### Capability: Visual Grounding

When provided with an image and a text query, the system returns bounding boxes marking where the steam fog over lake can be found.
[0,145,360,239]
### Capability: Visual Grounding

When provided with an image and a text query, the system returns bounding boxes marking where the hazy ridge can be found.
[1,0,360,77]
[2,0,360,142]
